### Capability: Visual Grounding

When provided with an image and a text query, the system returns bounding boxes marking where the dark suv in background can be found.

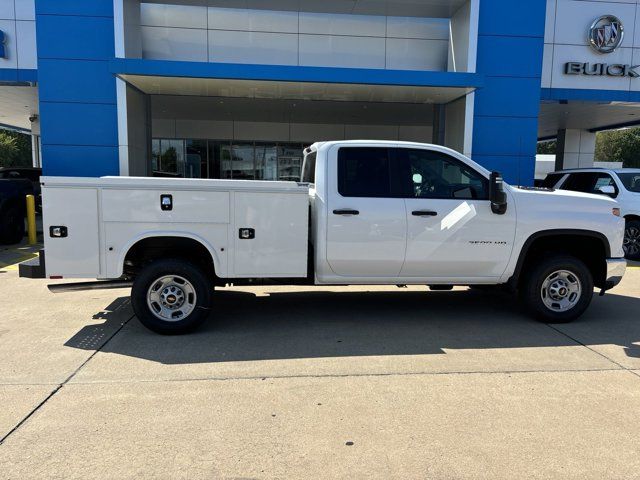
[0,167,41,245]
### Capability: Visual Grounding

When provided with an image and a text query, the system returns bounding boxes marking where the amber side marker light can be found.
[612,208,621,217]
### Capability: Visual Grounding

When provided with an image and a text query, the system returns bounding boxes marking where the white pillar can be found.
[556,129,596,170]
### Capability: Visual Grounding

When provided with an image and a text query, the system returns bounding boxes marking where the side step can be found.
[18,250,46,279]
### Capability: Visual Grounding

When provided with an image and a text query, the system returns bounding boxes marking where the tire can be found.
[623,220,640,261]
[0,205,25,245]
[131,259,212,335]
[521,255,593,323]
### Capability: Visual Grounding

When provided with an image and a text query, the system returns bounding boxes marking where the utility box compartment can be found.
[233,190,309,277]
[42,186,101,278]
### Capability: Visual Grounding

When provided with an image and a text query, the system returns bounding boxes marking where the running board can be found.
[48,280,133,293]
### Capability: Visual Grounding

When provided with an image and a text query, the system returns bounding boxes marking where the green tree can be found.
[0,129,32,168]
[537,140,557,154]
[595,128,640,168]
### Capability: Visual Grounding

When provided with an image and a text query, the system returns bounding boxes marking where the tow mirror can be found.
[490,171,508,215]
[597,185,616,196]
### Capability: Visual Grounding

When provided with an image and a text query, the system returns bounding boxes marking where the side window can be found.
[541,173,564,188]
[592,174,618,196]
[562,173,618,196]
[399,149,488,200]
[301,151,316,183]
[338,147,391,197]
[561,173,596,193]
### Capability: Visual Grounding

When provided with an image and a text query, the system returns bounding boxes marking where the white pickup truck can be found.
[20,141,626,334]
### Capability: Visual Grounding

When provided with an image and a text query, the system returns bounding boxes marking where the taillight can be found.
[612,208,621,217]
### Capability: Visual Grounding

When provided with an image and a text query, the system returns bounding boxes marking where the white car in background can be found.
[542,168,640,260]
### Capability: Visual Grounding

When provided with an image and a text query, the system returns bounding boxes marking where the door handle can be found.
[333,209,360,216]
[412,210,438,217]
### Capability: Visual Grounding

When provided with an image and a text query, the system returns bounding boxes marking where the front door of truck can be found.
[326,146,407,277]
[397,148,516,279]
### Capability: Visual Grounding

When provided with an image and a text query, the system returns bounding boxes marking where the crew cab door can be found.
[396,147,516,279]
[326,146,407,277]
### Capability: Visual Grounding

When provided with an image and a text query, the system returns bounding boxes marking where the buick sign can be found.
[564,15,638,78]
[589,15,623,54]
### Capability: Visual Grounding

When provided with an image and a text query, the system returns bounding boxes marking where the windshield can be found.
[617,172,640,193]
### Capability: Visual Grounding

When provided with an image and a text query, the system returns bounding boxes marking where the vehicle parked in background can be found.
[0,167,42,211]
[20,141,626,334]
[0,178,34,244]
[542,168,640,260]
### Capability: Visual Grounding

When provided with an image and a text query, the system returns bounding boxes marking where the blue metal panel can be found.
[0,69,37,83]
[38,60,116,104]
[541,88,640,103]
[472,0,547,185]
[472,117,539,156]
[36,0,119,177]
[40,103,118,147]
[42,145,120,177]
[36,0,114,17]
[36,15,115,61]
[111,58,485,88]
[478,0,546,38]
[476,36,544,78]
[475,77,542,118]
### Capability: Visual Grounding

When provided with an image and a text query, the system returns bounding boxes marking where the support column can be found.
[555,129,595,170]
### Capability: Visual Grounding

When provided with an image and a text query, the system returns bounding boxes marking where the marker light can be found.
[612,208,621,217]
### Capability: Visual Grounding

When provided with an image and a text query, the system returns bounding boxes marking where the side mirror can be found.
[597,185,616,196]
[490,171,508,215]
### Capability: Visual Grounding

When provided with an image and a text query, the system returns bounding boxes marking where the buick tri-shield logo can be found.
[589,15,624,53]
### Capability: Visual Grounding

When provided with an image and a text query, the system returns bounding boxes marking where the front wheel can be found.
[623,220,640,261]
[131,259,212,334]
[521,255,593,323]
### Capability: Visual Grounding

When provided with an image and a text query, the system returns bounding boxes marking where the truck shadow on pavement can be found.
[65,288,640,364]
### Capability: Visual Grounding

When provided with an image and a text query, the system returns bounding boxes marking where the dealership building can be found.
[2,0,640,184]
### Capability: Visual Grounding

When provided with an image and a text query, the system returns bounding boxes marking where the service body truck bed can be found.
[41,176,309,280]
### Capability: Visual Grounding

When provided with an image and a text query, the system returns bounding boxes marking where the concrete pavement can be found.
[1,255,640,479]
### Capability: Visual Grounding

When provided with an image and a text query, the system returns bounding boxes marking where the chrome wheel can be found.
[624,225,640,257]
[540,270,582,312]
[146,275,197,322]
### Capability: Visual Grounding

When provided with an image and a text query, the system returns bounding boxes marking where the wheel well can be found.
[625,214,640,223]
[124,236,216,279]
[513,233,608,290]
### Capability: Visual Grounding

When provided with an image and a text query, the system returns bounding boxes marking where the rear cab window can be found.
[301,151,316,184]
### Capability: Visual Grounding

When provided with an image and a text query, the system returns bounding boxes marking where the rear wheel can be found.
[623,220,640,261]
[521,255,593,323]
[0,205,25,245]
[131,259,212,334]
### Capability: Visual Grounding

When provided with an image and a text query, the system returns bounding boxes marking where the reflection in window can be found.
[255,143,278,180]
[403,149,487,200]
[185,140,207,178]
[231,144,255,180]
[152,139,306,181]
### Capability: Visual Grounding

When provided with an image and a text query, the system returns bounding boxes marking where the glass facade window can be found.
[185,140,207,178]
[152,139,306,181]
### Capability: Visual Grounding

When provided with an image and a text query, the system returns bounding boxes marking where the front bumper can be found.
[604,258,626,290]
